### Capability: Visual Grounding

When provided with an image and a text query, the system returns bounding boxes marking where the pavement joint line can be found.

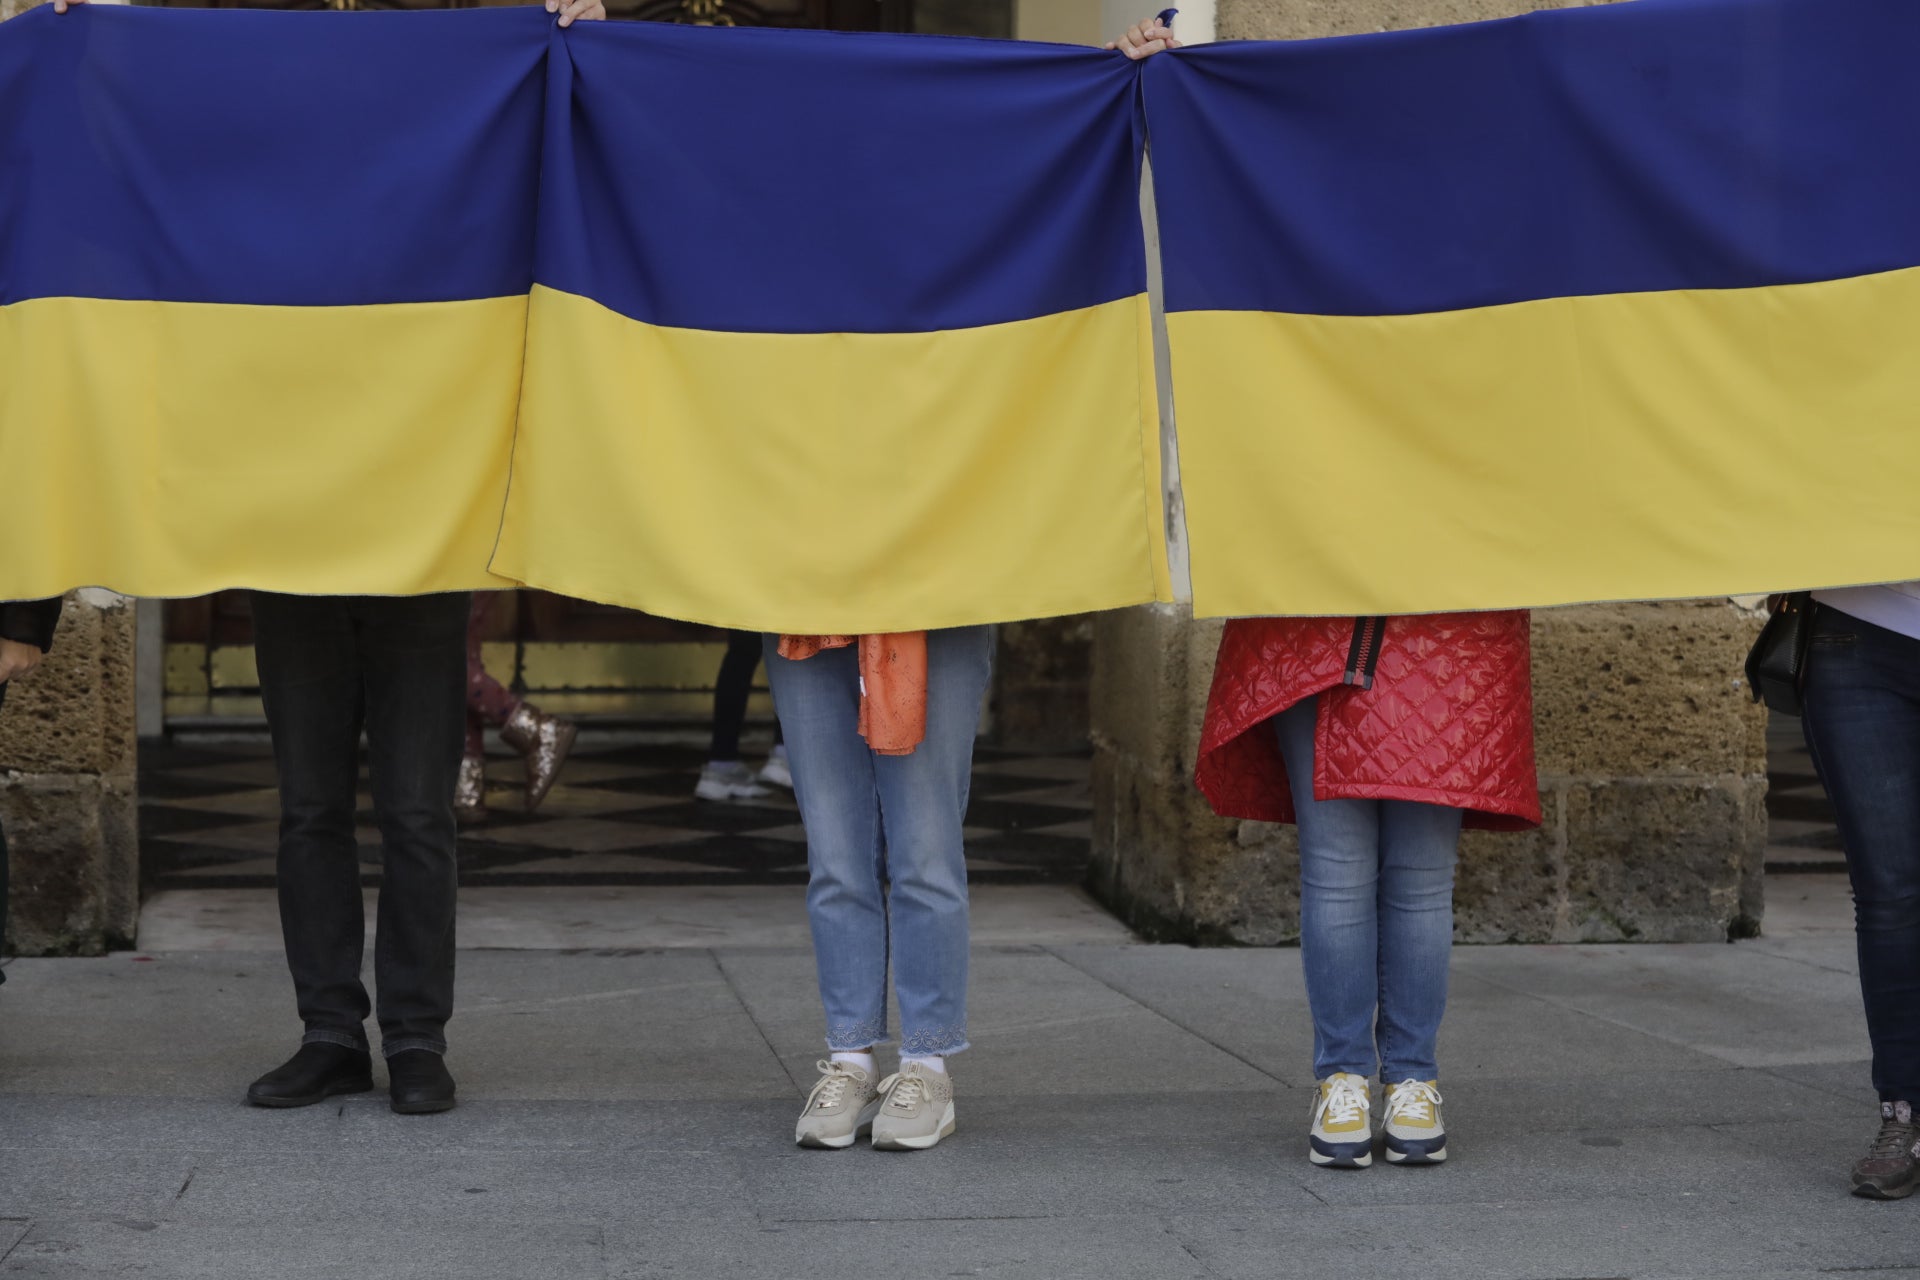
[1751,1065,1876,1106]
[765,1213,1076,1224]
[1448,966,1750,1068]
[0,1223,28,1270]
[463,980,716,1017]
[1735,945,1861,978]
[1163,1219,1224,1277]
[1040,946,1296,1089]
[707,949,803,1096]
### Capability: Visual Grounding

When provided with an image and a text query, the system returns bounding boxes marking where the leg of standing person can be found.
[866,623,992,1150]
[1274,695,1382,1169]
[1374,799,1461,1165]
[457,593,515,822]
[0,681,9,984]
[357,592,468,1114]
[464,591,574,817]
[246,592,377,1107]
[1801,606,1920,1198]
[765,635,890,1148]
[698,630,773,802]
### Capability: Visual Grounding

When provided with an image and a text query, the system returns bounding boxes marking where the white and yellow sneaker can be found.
[1309,1072,1374,1168]
[1382,1079,1447,1165]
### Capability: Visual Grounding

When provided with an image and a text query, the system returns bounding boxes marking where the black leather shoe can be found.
[388,1049,457,1115]
[246,1043,373,1109]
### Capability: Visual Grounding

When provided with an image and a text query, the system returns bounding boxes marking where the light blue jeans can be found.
[764,626,993,1057]
[1274,697,1463,1083]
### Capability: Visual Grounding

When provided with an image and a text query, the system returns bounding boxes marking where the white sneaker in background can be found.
[758,745,794,790]
[695,760,771,802]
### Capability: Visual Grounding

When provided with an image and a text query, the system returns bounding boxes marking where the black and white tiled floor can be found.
[140,734,1094,890]
[142,715,1840,891]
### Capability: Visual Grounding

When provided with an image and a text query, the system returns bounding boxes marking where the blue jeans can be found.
[1275,697,1463,1083]
[765,626,993,1057]
[1800,605,1920,1103]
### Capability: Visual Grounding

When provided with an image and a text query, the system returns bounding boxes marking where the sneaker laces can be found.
[1868,1115,1920,1161]
[1385,1080,1442,1124]
[807,1061,858,1111]
[882,1072,927,1112]
[1319,1075,1369,1126]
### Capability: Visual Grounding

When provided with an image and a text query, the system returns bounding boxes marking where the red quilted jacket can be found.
[1195,613,1540,831]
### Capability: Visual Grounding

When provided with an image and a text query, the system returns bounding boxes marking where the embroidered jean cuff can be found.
[825,1016,890,1052]
[899,1027,969,1057]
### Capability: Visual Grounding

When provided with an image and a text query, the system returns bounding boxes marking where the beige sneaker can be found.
[795,1060,882,1149]
[871,1062,956,1151]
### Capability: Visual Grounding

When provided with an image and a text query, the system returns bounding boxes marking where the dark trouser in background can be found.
[1801,606,1920,1104]
[251,591,469,1058]
[711,628,780,762]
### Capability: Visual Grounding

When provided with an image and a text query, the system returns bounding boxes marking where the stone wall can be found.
[991,617,1096,753]
[1,594,141,956]
[1089,0,1769,947]
[1215,0,1625,40]
[1091,603,1767,945]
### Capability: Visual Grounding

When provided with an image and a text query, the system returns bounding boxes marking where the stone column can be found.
[1,593,141,956]
[1089,0,1768,946]
[991,617,1096,752]
[2,3,141,958]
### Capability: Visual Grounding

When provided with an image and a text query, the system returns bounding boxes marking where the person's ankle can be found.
[831,1049,875,1075]
[901,1054,946,1075]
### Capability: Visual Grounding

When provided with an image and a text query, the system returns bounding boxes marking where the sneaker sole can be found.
[873,1104,957,1151]
[1384,1143,1448,1165]
[1309,1147,1373,1169]
[246,1076,374,1109]
[695,784,771,802]
[1852,1176,1918,1200]
[390,1095,457,1116]
[796,1103,881,1150]
[1309,1132,1374,1169]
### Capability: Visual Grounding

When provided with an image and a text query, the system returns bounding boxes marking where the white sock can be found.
[830,1051,875,1076]
[902,1054,946,1075]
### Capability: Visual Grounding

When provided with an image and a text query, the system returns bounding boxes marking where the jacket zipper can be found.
[1344,617,1386,690]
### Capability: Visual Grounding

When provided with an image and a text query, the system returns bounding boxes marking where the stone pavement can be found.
[1,876,1911,1280]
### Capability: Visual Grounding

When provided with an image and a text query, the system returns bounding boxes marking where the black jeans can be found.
[251,592,468,1058]
[1801,605,1920,1103]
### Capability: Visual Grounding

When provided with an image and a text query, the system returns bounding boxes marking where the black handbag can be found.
[1744,592,1816,715]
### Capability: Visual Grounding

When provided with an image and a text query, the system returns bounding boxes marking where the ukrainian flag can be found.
[1145,0,1920,619]
[0,5,548,598]
[491,22,1171,633]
